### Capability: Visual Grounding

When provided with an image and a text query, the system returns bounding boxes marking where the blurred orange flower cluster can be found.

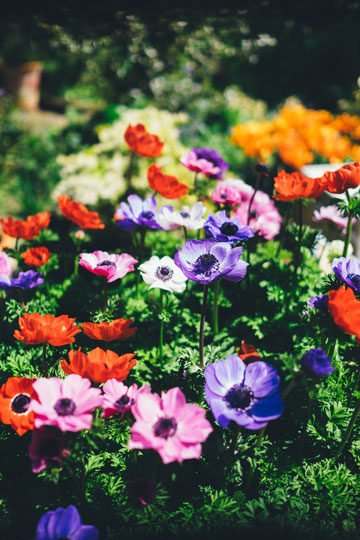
[231,105,360,169]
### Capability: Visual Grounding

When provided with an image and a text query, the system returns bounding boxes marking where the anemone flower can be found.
[332,256,360,291]
[300,348,334,379]
[139,255,187,293]
[79,250,137,283]
[0,376,37,436]
[156,202,206,231]
[29,426,69,473]
[33,505,99,540]
[114,194,163,232]
[102,379,150,418]
[204,211,254,244]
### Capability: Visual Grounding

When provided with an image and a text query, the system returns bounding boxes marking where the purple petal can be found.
[250,395,284,421]
[244,362,280,398]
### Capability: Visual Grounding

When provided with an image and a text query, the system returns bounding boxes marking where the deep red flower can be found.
[81,319,137,341]
[21,247,51,267]
[124,124,164,157]
[14,313,81,346]
[57,194,105,229]
[237,341,261,364]
[322,162,360,194]
[0,377,37,436]
[273,170,325,201]
[147,164,189,199]
[328,286,360,338]
[1,212,51,240]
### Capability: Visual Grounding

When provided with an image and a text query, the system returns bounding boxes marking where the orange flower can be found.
[124,124,164,157]
[328,286,360,339]
[21,246,51,267]
[60,347,136,383]
[0,377,37,436]
[81,319,138,341]
[321,163,360,194]
[273,170,325,201]
[1,211,51,240]
[147,164,189,199]
[237,341,261,364]
[14,313,82,346]
[57,194,105,230]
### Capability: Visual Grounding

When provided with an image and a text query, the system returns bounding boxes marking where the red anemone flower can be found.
[57,194,105,230]
[124,124,164,157]
[1,212,51,240]
[14,313,82,346]
[147,164,189,199]
[321,162,360,194]
[0,377,37,436]
[21,247,51,267]
[328,286,360,338]
[60,348,136,383]
[273,170,325,201]
[81,319,137,341]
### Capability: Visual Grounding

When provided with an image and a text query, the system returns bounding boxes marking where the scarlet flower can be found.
[14,313,82,346]
[124,124,164,158]
[322,162,360,194]
[147,164,189,199]
[81,319,138,341]
[57,194,105,230]
[0,377,37,436]
[237,341,261,364]
[273,170,325,201]
[1,212,51,240]
[60,347,136,383]
[21,246,51,267]
[328,286,360,338]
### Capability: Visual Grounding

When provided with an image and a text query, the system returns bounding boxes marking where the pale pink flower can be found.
[102,379,150,418]
[233,187,282,241]
[128,387,213,464]
[180,150,221,176]
[0,252,14,277]
[313,205,354,233]
[31,374,103,432]
[211,180,245,206]
[79,250,138,283]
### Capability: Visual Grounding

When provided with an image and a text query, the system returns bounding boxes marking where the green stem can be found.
[199,284,209,369]
[139,228,147,262]
[245,427,266,494]
[247,173,261,225]
[334,399,360,459]
[194,172,198,194]
[212,280,220,335]
[276,204,291,258]
[298,198,303,247]
[42,343,49,377]
[282,373,302,400]
[229,423,240,455]
[159,289,164,363]
[73,254,79,277]
[125,152,136,193]
[103,278,108,312]
[298,385,316,457]
[343,192,352,258]
[183,226,188,241]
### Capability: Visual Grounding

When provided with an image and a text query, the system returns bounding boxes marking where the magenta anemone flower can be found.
[31,374,103,432]
[33,504,99,540]
[180,148,229,179]
[102,379,150,418]
[174,238,248,284]
[128,387,213,464]
[79,250,138,283]
[204,355,283,430]
[29,426,69,473]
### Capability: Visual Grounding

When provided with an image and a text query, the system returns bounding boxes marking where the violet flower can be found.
[204,355,284,429]
[300,348,335,379]
[0,270,44,291]
[192,148,229,179]
[115,194,163,232]
[332,256,360,291]
[204,211,254,244]
[307,294,328,311]
[174,238,248,284]
[29,427,69,473]
[33,505,99,540]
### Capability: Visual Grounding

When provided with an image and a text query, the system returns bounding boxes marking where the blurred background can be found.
[1,0,360,217]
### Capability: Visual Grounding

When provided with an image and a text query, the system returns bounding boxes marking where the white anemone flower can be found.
[156,202,206,230]
[139,256,187,292]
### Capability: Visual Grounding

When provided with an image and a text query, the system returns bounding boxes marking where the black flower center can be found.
[220,193,228,199]
[141,211,154,220]
[54,398,76,416]
[156,266,174,281]
[220,222,239,236]
[153,417,177,439]
[114,395,133,411]
[224,384,254,410]
[347,273,360,289]
[11,394,31,414]
[97,260,116,267]
[180,212,190,218]
[194,253,219,276]
[38,438,61,458]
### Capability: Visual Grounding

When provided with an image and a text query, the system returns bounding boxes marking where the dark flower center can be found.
[180,212,190,218]
[38,439,61,458]
[220,193,228,199]
[347,273,360,289]
[153,417,177,439]
[194,253,219,276]
[220,222,239,236]
[156,266,174,281]
[97,260,116,268]
[224,384,254,410]
[141,211,154,220]
[114,394,133,411]
[54,398,76,416]
[11,394,31,414]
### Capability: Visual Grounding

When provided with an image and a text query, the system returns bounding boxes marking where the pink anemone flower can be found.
[180,150,221,177]
[79,250,138,283]
[30,374,103,432]
[128,387,213,464]
[102,380,150,418]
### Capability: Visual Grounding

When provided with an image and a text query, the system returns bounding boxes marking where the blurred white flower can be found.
[313,235,353,274]
[139,255,187,293]
[157,202,206,230]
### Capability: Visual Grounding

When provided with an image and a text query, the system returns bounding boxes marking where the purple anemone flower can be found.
[29,427,69,474]
[300,348,335,379]
[204,355,284,430]
[204,210,254,244]
[0,270,43,291]
[115,194,163,232]
[193,148,229,179]
[34,505,99,540]
[307,294,328,311]
[332,257,360,291]
[174,238,248,284]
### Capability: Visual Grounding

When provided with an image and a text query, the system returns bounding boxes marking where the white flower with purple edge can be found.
[156,202,206,230]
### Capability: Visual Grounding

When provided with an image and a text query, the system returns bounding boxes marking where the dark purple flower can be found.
[0,270,43,291]
[300,348,335,379]
[204,355,283,429]
[29,427,69,474]
[254,163,270,176]
[174,238,248,284]
[307,294,328,311]
[204,210,254,244]
[128,477,157,506]
[115,194,163,232]
[192,148,229,179]
[34,505,99,540]
[332,257,360,291]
